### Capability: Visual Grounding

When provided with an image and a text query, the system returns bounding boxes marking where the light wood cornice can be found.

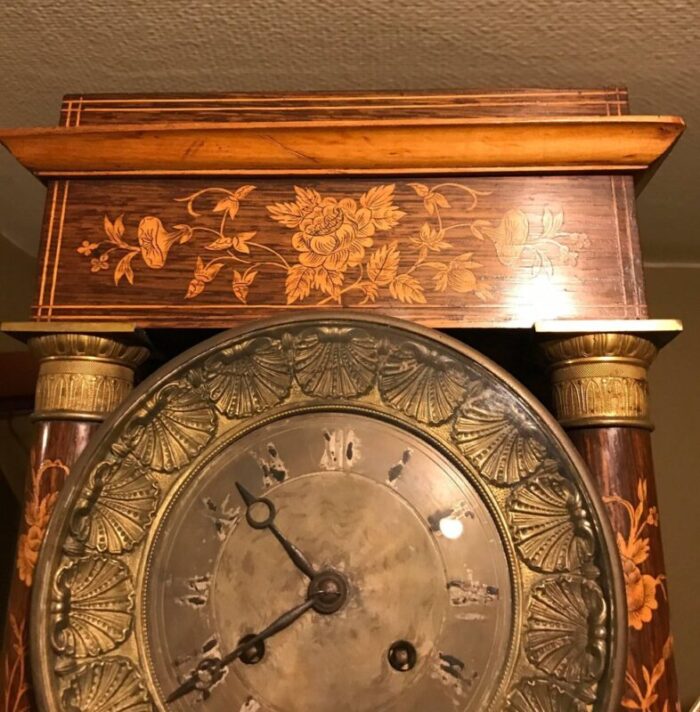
[0,115,684,179]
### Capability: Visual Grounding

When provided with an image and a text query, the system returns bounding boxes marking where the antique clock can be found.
[0,90,685,711]
[30,314,625,711]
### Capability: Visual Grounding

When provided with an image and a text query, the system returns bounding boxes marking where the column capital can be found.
[2,322,150,421]
[535,319,682,429]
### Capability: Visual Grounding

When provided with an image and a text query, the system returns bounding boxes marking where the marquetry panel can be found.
[32,175,646,327]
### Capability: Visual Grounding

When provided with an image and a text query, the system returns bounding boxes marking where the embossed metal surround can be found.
[31,313,625,711]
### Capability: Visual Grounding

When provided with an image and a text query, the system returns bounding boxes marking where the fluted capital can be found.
[536,320,681,430]
[2,322,149,422]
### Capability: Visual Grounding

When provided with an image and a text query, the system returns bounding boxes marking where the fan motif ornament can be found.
[525,575,607,684]
[61,657,151,712]
[199,337,292,418]
[293,327,379,398]
[65,457,159,556]
[33,317,621,712]
[116,382,217,473]
[50,556,135,659]
[452,397,549,486]
[507,471,596,573]
[506,678,585,712]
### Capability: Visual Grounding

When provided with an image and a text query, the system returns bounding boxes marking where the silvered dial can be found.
[143,412,512,711]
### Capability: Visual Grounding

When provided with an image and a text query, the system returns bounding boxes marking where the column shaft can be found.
[541,332,679,712]
[1,330,148,712]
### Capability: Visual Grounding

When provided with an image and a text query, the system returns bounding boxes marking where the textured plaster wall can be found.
[0,0,699,261]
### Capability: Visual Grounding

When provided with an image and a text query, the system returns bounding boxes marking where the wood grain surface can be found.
[31,175,647,327]
[570,427,680,712]
[1,421,98,712]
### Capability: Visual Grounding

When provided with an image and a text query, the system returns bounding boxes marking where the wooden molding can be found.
[0,115,684,178]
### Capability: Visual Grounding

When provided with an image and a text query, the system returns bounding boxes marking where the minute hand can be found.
[236,481,316,580]
[166,596,317,703]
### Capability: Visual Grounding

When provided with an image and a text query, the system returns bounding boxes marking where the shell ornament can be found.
[525,575,607,684]
[506,678,585,711]
[118,382,216,473]
[200,337,292,417]
[507,472,595,573]
[452,399,547,485]
[378,342,470,424]
[67,458,159,555]
[294,327,378,398]
[51,555,135,658]
[62,657,151,712]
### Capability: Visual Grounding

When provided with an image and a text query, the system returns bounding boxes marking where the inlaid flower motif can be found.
[51,556,135,658]
[62,657,151,712]
[16,459,69,586]
[619,536,663,631]
[434,253,483,294]
[379,342,470,424]
[137,216,193,269]
[604,478,665,631]
[77,240,98,256]
[90,255,110,272]
[200,337,292,417]
[294,327,378,398]
[118,382,216,473]
[471,206,589,276]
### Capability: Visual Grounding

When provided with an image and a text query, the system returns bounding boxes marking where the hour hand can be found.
[235,481,316,580]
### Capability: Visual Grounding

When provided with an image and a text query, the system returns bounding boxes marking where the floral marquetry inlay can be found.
[31,316,623,712]
[75,182,589,309]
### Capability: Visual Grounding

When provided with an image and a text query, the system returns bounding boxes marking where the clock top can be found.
[0,89,684,328]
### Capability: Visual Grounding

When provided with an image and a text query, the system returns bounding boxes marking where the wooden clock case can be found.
[0,88,685,711]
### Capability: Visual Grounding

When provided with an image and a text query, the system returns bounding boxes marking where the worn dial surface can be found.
[31,314,625,712]
[145,412,512,711]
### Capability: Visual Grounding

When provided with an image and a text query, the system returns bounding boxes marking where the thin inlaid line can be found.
[79,100,619,114]
[47,181,70,319]
[73,90,624,105]
[36,182,59,317]
[610,176,628,307]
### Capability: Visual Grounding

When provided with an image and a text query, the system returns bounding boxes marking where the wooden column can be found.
[0,326,149,712]
[539,325,680,712]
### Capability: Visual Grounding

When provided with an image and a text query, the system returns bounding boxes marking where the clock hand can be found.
[166,595,322,703]
[235,481,317,580]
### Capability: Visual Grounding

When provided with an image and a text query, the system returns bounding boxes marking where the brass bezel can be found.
[31,312,625,711]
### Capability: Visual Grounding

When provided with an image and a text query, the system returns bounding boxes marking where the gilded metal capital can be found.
[2,322,150,422]
[535,320,682,429]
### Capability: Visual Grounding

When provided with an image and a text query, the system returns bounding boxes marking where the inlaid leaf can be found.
[103,214,129,248]
[205,236,234,251]
[390,274,426,304]
[194,256,224,283]
[360,184,404,230]
[367,242,400,286]
[114,251,137,286]
[285,264,315,304]
[314,268,344,299]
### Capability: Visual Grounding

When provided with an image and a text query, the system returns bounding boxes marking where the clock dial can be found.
[31,315,625,712]
[144,412,512,711]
